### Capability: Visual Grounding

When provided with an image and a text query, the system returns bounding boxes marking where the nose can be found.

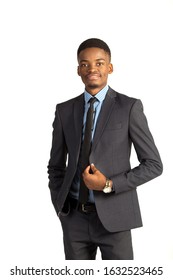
[87,63,97,73]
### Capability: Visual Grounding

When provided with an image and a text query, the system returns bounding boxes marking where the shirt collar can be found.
[84,85,109,104]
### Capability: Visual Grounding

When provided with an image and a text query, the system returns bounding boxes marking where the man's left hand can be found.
[82,164,107,191]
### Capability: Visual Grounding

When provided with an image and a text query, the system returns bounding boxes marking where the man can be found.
[47,38,163,260]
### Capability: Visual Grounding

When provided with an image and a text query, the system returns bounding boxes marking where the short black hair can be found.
[77,38,111,60]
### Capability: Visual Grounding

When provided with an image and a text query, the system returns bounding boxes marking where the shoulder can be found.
[55,93,84,111]
[108,87,138,107]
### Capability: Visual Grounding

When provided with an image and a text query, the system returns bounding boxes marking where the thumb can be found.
[90,163,97,173]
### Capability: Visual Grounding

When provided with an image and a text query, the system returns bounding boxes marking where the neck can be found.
[85,85,106,96]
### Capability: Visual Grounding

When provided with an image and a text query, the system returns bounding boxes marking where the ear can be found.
[108,63,113,74]
[77,66,81,76]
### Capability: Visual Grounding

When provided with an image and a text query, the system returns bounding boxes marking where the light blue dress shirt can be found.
[70,85,109,202]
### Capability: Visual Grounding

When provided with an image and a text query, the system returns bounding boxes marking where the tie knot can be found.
[88,97,97,105]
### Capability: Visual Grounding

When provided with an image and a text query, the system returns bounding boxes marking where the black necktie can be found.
[79,97,97,203]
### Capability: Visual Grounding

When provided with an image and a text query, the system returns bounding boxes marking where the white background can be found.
[0,0,173,278]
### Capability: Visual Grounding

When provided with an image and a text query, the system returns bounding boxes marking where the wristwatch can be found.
[103,178,112,193]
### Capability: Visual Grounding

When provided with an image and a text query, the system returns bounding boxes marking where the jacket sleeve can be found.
[47,105,67,210]
[113,99,163,194]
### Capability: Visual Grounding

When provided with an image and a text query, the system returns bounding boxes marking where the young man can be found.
[48,38,163,260]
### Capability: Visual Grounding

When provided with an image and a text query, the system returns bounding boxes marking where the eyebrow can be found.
[79,58,106,63]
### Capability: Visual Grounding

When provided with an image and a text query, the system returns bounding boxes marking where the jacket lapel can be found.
[73,94,84,158]
[91,88,118,152]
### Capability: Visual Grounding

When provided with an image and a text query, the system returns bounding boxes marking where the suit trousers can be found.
[59,207,134,260]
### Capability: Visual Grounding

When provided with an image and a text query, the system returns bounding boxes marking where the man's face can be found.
[77,47,113,95]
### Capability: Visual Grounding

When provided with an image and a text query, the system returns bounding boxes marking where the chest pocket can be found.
[105,122,122,130]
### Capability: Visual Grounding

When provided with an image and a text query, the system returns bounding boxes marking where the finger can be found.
[90,163,97,173]
[83,165,91,175]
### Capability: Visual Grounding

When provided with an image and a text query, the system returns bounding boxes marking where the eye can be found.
[80,63,88,68]
[96,62,104,66]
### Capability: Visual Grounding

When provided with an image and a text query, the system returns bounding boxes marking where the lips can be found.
[86,73,100,80]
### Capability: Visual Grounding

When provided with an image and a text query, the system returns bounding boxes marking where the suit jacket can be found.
[48,87,163,232]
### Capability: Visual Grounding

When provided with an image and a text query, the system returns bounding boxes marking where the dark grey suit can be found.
[48,87,163,234]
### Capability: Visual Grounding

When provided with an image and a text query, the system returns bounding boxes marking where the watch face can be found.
[103,186,112,193]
